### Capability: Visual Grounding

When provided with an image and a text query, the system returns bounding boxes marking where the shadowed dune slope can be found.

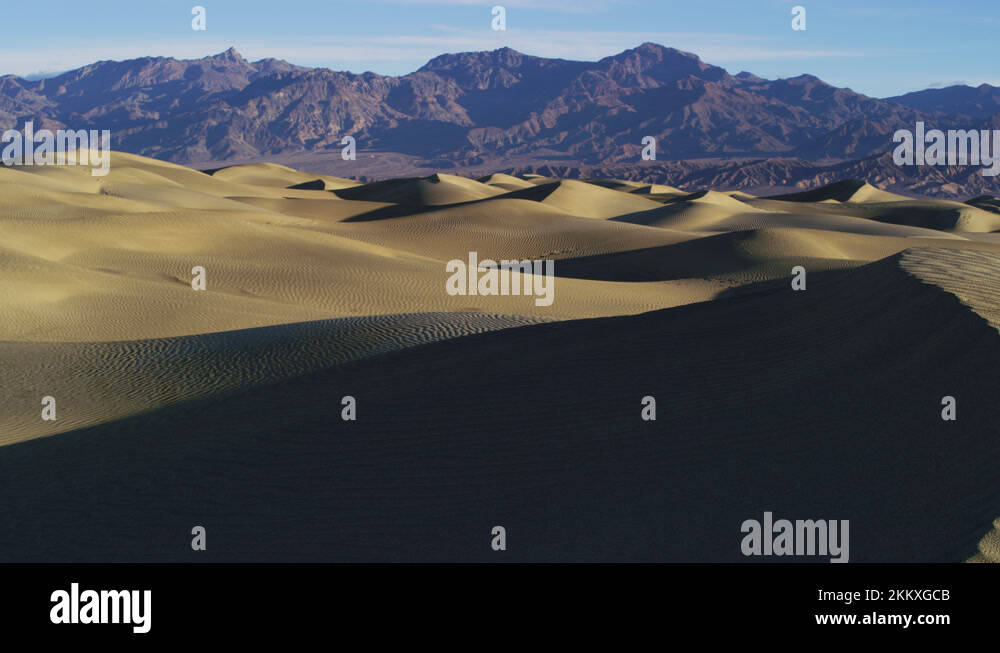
[494,179,668,218]
[1,247,997,562]
[0,312,554,445]
[2,156,715,342]
[766,179,911,203]
[329,198,701,261]
[967,195,1000,215]
[615,197,971,239]
[2,153,999,562]
[4,151,994,344]
[742,196,1000,234]
[333,173,505,205]
[553,229,997,283]
[582,178,685,196]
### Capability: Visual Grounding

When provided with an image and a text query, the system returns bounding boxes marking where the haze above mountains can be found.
[2,43,999,198]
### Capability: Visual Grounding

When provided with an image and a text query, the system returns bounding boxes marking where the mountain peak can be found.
[625,42,700,60]
[420,46,530,70]
[209,47,246,64]
[736,71,765,82]
[602,42,724,83]
[2,42,976,185]
[785,73,824,84]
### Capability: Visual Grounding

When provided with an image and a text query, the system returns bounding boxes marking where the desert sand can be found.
[0,152,998,561]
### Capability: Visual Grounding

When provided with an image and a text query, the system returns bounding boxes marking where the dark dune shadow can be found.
[287,179,326,190]
[337,180,555,221]
[0,254,997,562]
[552,230,854,282]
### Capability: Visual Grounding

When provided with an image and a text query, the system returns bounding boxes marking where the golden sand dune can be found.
[0,312,553,445]
[899,247,1000,329]
[495,179,668,219]
[767,179,911,203]
[612,189,771,230]
[328,198,701,260]
[0,204,686,342]
[554,226,991,285]
[870,202,1000,233]
[2,152,998,336]
[2,245,997,561]
[584,178,648,191]
[583,178,685,196]
[744,195,1000,233]
[622,205,971,240]
[4,155,717,344]
[476,172,536,191]
[2,153,1000,566]
[209,161,359,190]
[968,519,1000,562]
[228,195,395,221]
[586,178,683,195]
[334,173,505,205]
[629,184,686,196]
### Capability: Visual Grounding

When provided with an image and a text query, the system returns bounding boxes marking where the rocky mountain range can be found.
[2,43,999,197]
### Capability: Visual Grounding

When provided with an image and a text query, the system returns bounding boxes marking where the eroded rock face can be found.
[0,44,956,165]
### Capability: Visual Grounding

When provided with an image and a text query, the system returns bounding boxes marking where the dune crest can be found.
[2,153,999,563]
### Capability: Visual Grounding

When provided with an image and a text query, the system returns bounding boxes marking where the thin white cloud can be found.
[0,29,881,79]
[248,29,868,68]
[369,0,623,13]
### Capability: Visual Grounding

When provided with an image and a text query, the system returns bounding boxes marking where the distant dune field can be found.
[0,152,998,561]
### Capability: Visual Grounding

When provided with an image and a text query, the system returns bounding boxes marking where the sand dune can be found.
[967,195,1000,215]
[0,313,553,445]
[553,228,984,284]
[330,198,700,261]
[767,179,911,203]
[744,194,1000,233]
[209,162,360,190]
[334,173,505,205]
[583,179,685,196]
[1,153,998,561]
[495,179,668,219]
[968,519,1000,562]
[476,173,536,191]
[2,154,708,345]
[1,246,997,561]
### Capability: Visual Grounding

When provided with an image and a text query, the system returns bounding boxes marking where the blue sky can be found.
[3,0,997,97]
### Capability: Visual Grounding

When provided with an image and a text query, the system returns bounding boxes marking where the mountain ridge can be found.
[1,43,998,197]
